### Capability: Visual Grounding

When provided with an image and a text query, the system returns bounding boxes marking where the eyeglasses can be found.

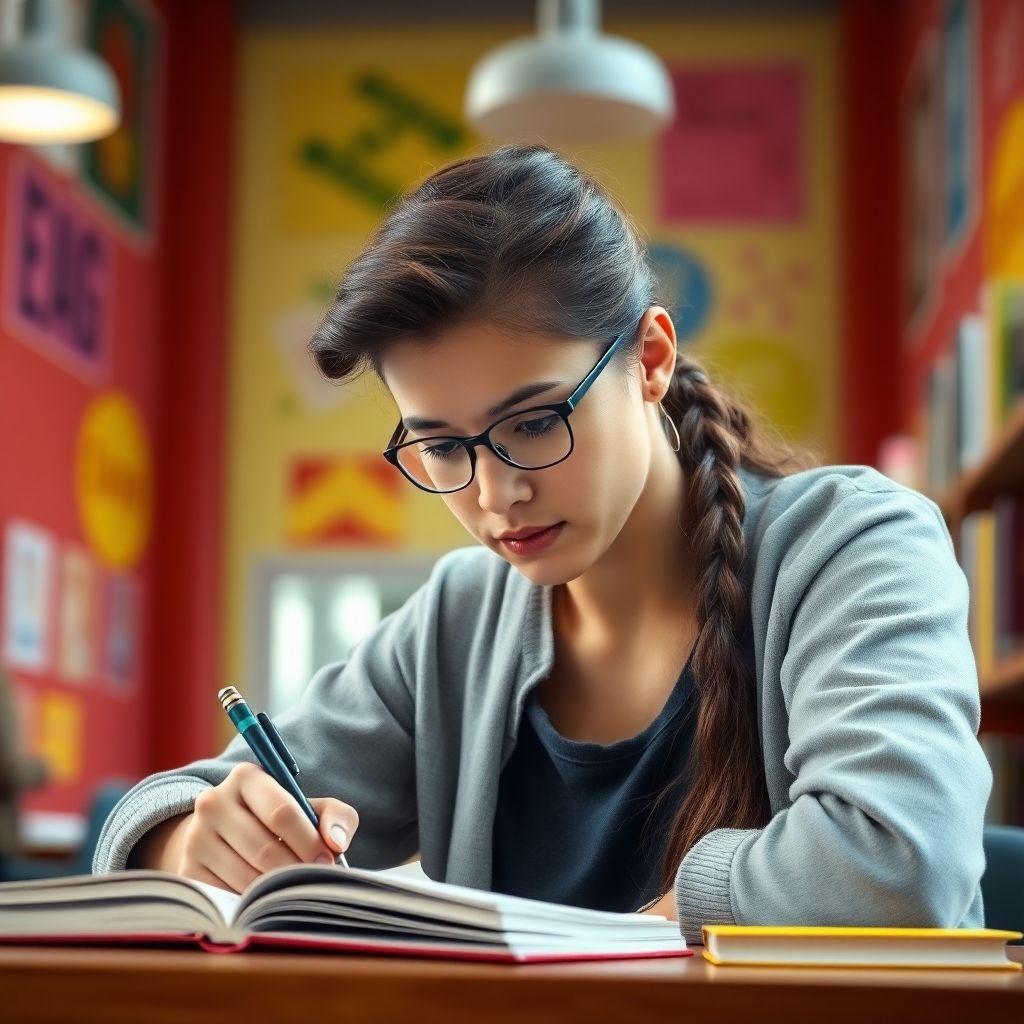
[383,332,630,494]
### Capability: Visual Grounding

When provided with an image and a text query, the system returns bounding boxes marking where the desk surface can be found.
[1,944,1021,1024]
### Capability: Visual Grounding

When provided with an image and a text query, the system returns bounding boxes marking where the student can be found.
[94,145,991,942]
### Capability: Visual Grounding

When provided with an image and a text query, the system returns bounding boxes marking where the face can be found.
[380,320,662,587]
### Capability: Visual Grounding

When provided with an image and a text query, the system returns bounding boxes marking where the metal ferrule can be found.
[217,685,257,732]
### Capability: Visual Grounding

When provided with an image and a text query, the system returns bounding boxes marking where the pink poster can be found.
[659,65,805,224]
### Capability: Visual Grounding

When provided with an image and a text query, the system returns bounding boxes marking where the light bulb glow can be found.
[0,85,119,142]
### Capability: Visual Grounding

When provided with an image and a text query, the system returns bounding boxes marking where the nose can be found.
[473,446,532,516]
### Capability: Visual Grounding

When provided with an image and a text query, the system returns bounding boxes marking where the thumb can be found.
[309,797,359,855]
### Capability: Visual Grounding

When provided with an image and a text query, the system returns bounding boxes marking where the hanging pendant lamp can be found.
[0,0,121,144]
[465,0,674,143]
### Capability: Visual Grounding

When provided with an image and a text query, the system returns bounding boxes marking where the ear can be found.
[635,307,677,404]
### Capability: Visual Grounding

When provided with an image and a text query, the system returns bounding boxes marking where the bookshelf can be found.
[939,402,1024,525]
[938,400,1024,701]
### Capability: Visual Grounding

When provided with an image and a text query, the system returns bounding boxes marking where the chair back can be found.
[982,824,1024,940]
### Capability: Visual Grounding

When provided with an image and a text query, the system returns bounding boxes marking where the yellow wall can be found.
[222,16,839,731]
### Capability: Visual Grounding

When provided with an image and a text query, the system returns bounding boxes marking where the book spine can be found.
[1009,501,1024,649]
[955,315,987,470]
[975,511,996,676]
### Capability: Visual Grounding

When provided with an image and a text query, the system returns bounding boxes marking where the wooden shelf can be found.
[932,401,1024,707]
[981,648,1024,701]
[939,401,1024,523]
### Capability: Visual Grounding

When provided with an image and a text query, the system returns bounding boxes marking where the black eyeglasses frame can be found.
[382,331,630,495]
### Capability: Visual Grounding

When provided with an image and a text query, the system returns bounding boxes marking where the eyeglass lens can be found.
[396,409,571,492]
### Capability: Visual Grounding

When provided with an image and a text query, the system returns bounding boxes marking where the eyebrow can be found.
[401,380,563,433]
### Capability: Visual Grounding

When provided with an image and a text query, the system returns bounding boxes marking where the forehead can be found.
[380,322,598,428]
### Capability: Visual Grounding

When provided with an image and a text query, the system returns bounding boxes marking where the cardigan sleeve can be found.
[672,487,991,943]
[91,570,434,875]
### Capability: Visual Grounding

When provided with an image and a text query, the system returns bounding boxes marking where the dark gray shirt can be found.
[491,659,695,913]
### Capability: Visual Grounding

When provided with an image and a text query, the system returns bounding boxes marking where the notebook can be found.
[701,925,1023,970]
[0,862,691,964]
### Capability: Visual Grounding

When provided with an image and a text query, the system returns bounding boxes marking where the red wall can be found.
[838,0,902,466]
[0,0,234,818]
[144,0,234,773]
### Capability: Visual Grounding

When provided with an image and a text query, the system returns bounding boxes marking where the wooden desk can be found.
[1,945,1021,1024]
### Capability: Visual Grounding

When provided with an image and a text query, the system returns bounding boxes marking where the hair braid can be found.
[654,353,802,892]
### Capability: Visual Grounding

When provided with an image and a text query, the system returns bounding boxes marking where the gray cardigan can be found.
[93,464,991,943]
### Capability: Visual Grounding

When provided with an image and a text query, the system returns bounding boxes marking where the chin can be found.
[501,549,590,588]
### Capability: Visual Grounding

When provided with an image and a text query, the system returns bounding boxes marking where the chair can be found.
[981,824,1024,940]
[0,779,131,883]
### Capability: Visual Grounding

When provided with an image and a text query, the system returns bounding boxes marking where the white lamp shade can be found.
[0,39,120,143]
[465,33,675,142]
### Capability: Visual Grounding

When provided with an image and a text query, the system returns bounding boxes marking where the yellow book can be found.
[701,925,1022,970]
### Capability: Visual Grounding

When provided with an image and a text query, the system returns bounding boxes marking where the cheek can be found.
[573,407,648,493]
[441,493,479,535]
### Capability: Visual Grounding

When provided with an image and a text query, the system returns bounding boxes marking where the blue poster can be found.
[647,244,713,343]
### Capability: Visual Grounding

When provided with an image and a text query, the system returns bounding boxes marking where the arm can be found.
[673,489,991,942]
[94,564,438,875]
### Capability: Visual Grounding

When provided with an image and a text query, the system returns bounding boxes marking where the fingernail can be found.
[314,854,331,864]
[330,824,349,851]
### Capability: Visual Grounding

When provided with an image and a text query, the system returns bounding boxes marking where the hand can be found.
[142,762,360,893]
[638,890,678,921]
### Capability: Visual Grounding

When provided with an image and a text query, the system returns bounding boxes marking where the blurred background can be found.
[0,0,1022,874]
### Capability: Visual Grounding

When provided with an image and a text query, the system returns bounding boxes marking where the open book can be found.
[701,925,1022,970]
[0,862,691,964]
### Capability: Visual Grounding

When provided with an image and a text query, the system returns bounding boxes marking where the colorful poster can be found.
[942,0,977,249]
[2,520,55,672]
[720,245,811,334]
[57,547,96,682]
[659,65,804,224]
[710,334,819,441]
[82,0,161,239]
[281,67,469,232]
[37,692,83,783]
[272,297,355,412]
[2,157,114,382]
[75,391,154,570]
[104,573,139,692]
[287,456,403,545]
[647,244,713,342]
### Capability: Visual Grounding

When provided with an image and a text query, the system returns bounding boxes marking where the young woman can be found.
[94,145,990,942]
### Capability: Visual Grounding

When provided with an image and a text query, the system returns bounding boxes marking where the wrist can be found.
[128,812,191,871]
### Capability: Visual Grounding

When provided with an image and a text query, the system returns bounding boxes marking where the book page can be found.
[0,871,229,939]
[234,864,680,941]
[191,880,243,926]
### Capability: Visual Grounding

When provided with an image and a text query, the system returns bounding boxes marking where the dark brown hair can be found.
[309,144,815,892]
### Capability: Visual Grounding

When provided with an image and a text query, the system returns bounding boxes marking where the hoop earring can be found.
[658,401,681,453]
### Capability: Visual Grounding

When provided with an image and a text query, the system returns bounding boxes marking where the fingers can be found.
[309,797,360,856]
[212,787,305,874]
[185,862,235,892]
[175,763,358,892]
[233,763,331,864]
[181,831,264,894]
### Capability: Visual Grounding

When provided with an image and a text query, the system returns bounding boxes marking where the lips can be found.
[498,522,565,556]
[498,525,558,541]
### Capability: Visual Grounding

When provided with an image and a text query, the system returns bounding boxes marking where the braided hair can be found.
[309,144,815,892]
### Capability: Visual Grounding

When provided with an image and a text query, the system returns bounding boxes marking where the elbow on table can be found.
[856,834,985,928]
